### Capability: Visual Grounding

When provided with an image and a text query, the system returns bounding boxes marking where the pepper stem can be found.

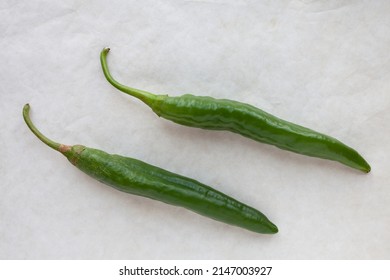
[100,47,156,105]
[23,104,69,153]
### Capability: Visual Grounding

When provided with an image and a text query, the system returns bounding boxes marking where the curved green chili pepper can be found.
[100,48,370,173]
[23,104,277,234]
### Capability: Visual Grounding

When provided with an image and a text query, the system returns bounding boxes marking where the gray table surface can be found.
[1,0,389,259]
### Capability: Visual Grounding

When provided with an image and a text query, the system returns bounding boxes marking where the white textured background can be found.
[1,0,389,259]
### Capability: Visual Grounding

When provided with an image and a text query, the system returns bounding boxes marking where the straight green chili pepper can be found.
[23,104,277,234]
[100,48,370,173]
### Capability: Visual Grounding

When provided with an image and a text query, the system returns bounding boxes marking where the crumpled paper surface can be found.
[1,0,389,259]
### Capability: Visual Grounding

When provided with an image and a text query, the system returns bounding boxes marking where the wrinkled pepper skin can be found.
[100,48,370,173]
[23,104,277,234]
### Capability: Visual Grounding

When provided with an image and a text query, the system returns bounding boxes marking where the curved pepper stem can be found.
[100,48,156,106]
[22,104,71,154]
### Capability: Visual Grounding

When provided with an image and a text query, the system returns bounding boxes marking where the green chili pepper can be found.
[100,48,370,173]
[23,104,277,234]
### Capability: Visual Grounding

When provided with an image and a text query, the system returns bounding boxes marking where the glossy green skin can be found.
[63,146,278,234]
[150,94,370,172]
[100,48,370,173]
[23,104,277,234]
